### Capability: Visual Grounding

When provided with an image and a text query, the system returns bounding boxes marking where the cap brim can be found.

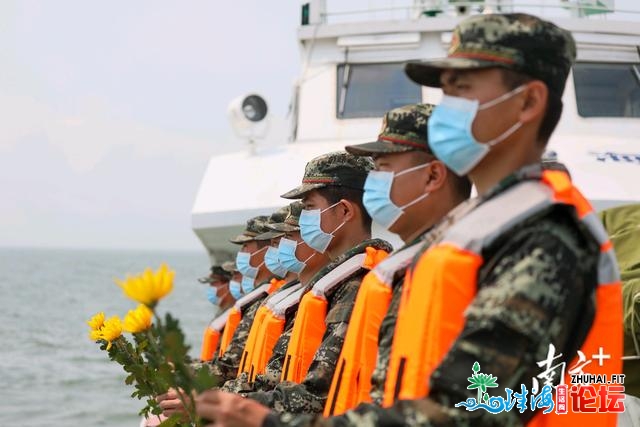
[255,230,285,240]
[198,275,212,284]
[280,182,327,199]
[345,140,417,156]
[268,223,299,232]
[221,262,238,273]
[229,234,255,244]
[405,58,501,87]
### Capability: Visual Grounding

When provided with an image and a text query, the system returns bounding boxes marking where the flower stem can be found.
[146,311,199,426]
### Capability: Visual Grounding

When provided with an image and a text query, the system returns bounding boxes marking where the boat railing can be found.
[310,1,640,25]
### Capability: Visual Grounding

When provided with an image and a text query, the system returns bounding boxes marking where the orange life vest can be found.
[324,243,422,416]
[218,282,270,358]
[248,284,304,381]
[383,169,623,426]
[281,247,389,383]
[200,308,232,362]
[268,278,286,294]
[237,305,269,376]
[237,282,302,379]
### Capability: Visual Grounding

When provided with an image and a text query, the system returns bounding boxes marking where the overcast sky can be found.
[0,1,302,251]
[1,0,637,251]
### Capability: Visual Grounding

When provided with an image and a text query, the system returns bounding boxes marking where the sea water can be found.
[0,247,215,426]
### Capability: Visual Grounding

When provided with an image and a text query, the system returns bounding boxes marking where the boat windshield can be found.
[336,62,422,119]
[573,62,640,118]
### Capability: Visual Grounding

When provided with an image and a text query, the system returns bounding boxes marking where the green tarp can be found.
[599,203,640,398]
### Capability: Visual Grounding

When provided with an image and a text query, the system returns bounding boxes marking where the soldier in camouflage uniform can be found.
[196,13,615,427]
[256,203,301,287]
[196,151,393,416]
[221,202,306,393]
[198,264,235,315]
[159,209,299,420]
[210,212,291,383]
[222,260,243,299]
[157,214,280,418]
[222,201,332,394]
[245,152,392,413]
[340,103,471,407]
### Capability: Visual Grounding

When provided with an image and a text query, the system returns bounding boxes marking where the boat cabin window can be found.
[336,63,422,119]
[573,62,640,118]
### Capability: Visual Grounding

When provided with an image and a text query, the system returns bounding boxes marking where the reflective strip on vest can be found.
[237,283,303,379]
[200,308,232,362]
[384,170,622,427]
[324,242,423,416]
[218,283,270,358]
[311,253,368,298]
[282,253,370,383]
[272,286,305,318]
[235,283,271,310]
[267,283,304,313]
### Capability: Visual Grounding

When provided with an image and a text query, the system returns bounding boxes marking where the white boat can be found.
[191,0,640,261]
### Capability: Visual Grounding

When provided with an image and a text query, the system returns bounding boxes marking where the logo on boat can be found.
[454,345,625,415]
[590,151,640,164]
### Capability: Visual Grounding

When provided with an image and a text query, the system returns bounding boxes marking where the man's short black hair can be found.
[407,150,472,204]
[451,173,472,202]
[315,186,372,231]
[500,68,563,146]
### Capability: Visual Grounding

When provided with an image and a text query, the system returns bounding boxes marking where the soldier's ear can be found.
[424,161,447,193]
[519,80,547,124]
[336,198,357,223]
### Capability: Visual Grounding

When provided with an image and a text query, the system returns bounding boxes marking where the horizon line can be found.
[0,244,206,253]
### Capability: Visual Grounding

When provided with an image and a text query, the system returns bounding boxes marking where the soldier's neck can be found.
[255,269,271,285]
[326,226,371,261]
[471,136,542,196]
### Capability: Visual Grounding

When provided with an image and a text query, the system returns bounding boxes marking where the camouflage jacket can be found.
[210,282,271,383]
[262,166,600,427]
[246,238,393,414]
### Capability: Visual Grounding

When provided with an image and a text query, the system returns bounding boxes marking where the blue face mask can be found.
[235,247,266,279]
[264,246,288,277]
[278,238,314,274]
[206,286,219,305]
[229,280,243,300]
[241,275,256,293]
[427,85,526,176]
[363,163,431,230]
[299,202,346,253]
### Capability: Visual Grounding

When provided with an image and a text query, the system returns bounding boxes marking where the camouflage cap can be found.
[345,104,436,156]
[405,13,576,95]
[229,215,272,244]
[281,151,374,199]
[198,265,232,284]
[267,201,304,233]
[221,260,239,274]
[255,205,289,240]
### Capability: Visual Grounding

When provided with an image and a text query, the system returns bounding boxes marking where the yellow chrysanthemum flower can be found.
[123,304,153,333]
[116,263,174,307]
[100,315,123,350]
[89,329,103,341]
[86,311,105,331]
